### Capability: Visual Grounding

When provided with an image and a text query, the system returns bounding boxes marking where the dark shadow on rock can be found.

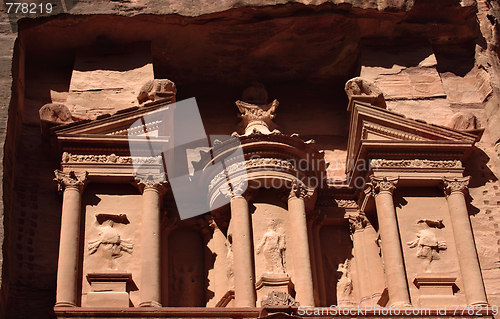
[463,146,498,188]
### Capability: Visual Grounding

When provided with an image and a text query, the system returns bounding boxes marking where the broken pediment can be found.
[49,100,173,157]
[346,99,481,176]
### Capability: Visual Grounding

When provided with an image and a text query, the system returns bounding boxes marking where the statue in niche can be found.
[336,259,353,303]
[225,233,235,289]
[256,221,286,275]
[407,219,447,272]
[87,217,133,268]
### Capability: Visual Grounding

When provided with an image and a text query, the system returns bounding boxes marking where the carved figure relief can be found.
[39,103,74,123]
[225,233,235,289]
[336,259,353,303]
[261,291,299,307]
[407,219,447,272]
[87,215,133,268]
[137,79,177,104]
[256,221,286,275]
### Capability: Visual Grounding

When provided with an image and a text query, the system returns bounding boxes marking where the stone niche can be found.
[319,222,353,306]
[250,189,293,306]
[394,187,465,307]
[81,184,142,307]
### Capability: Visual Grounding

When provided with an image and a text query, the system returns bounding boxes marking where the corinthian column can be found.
[370,176,410,307]
[288,181,315,307]
[135,173,168,307]
[53,170,88,307]
[443,177,487,305]
[229,192,256,307]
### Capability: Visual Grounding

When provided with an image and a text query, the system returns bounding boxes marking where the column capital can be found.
[347,211,369,233]
[134,172,168,195]
[220,179,257,201]
[442,176,470,196]
[288,179,313,201]
[54,170,88,192]
[369,176,398,196]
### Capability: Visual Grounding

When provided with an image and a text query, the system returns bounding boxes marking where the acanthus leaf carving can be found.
[134,172,168,194]
[442,176,470,196]
[53,170,88,192]
[347,212,369,232]
[369,176,398,195]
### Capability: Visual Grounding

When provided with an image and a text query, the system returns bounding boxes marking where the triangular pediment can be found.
[50,100,172,157]
[347,100,481,174]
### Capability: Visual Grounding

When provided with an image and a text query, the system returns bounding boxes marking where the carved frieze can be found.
[370,159,462,169]
[261,291,299,308]
[61,152,162,165]
[208,158,297,194]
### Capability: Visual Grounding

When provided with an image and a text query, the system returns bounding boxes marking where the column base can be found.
[55,302,77,308]
[139,301,162,307]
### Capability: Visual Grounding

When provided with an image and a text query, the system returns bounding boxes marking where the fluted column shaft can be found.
[443,177,487,305]
[54,170,88,308]
[371,176,410,307]
[230,195,256,307]
[288,183,315,307]
[136,174,167,307]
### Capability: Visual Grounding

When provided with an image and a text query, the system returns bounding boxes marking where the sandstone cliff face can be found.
[1,0,500,318]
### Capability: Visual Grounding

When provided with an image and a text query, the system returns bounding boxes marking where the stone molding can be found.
[371,159,462,169]
[362,122,426,142]
[442,176,470,196]
[208,158,297,194]
[54,170,89,192]
[369,176,398,196]
[134,172,168,195]
[61,152,162,165]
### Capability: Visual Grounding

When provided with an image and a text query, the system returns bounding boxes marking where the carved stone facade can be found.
[2,3,500,319]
